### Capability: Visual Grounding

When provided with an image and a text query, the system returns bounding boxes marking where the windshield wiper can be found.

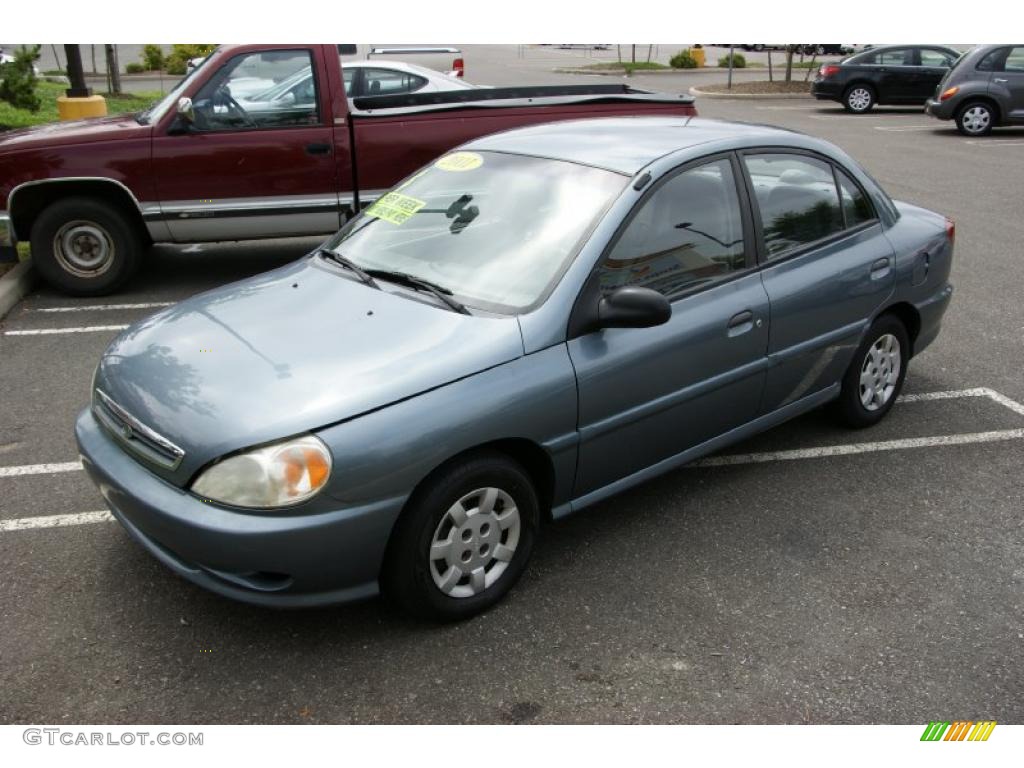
[316,248,379,289]
[365,269,469,314]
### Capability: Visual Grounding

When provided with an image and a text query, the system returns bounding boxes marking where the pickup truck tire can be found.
[382,451,539,621]
[30,197,143,296]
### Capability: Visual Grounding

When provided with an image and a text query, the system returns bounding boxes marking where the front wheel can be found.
[956,101,995,136]
[382,452,540,620]
[835,315,910,428]
[30,197,143,296]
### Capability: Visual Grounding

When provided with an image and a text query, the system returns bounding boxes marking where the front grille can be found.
[93,388,185,470]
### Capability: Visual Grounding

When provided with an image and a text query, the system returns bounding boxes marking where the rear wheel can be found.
[30,197,143,296]
[382,452,540,621]
[956,101,995,136]
[843,84,875,113]
[835,314,909,428]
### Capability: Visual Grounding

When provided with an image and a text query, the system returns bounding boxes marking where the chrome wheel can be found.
[859,333,901,411]
[429,487,521,598]
[53,220,115,278]
[847,87,872,112]
[960,105,991,135]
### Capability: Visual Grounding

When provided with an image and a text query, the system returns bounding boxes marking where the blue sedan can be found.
[76,117,954,619]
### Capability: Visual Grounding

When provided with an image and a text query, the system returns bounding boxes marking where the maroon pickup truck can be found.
[0,44,696,295]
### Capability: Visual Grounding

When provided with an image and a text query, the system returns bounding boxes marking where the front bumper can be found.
[924,98,956,120]
[75,408,406,608]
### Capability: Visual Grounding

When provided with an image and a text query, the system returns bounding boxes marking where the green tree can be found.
[165,44,216,76]
[141,44,165,71]
[0,45,42,112]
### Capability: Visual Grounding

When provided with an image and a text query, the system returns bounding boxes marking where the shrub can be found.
[164,44,216,76]
[718,53,747,68]
[0,44,41,112]
[125,62,144,74]
[142,44,165,71]
[670,50,698,69]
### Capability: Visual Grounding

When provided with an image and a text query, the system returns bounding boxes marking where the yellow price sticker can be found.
[435,152,484,172]
[365,192,426,226]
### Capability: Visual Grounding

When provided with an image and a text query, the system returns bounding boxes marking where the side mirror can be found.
[176,96,194,123]
[597,286,671,330]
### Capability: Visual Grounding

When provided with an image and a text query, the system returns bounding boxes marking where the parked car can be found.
[925,44,1024,136]
[0,44,695,293]
[812,44,961,112]
[801,44,854,56]
[76,117,955,619]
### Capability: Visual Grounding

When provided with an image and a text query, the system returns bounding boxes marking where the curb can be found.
[0,259,35,322]
[688,86,813,100]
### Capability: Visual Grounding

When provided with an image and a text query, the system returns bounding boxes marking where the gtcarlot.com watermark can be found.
[23,728,203,747]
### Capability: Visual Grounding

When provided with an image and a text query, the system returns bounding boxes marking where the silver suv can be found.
[925,45,1024,136]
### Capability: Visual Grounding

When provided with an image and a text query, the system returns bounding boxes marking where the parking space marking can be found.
[0,461,82,478]
[964,140,1024,147]
[29,302,174,313]
[873,125,937,132]
[4,325,130,336]
[0,510,112,532]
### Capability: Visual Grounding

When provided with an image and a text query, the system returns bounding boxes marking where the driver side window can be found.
[191,49,320,131]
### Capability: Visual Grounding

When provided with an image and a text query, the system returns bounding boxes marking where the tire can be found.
[835,314,910,428]
[382,452,540,621]
[30,196,143,296]
[843,84,875,113]
[815,45,827,56]
[955,101,995,136]
[752,44,765,52]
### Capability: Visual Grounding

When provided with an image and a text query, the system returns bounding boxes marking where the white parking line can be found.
[1,387,1022,532]
[0,461,82,478]
[0,511,112,532]
[965,140,1024,146]
[30,302,173,313]
[873,125,937,132]
[4,325,129,336]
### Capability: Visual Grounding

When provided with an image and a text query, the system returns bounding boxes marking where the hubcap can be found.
[961,106,991,134]
[859,333,901,411]
[848,88,871,111]
[429,487,521,599]
[53,220,115,278]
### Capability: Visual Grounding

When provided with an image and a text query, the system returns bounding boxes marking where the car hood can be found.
[0,113,149,151]
[93,257,525,484]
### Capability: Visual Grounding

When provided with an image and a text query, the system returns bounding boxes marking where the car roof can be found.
[463,116,806,175]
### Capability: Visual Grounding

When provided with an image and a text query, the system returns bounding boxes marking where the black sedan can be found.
[812,45,961,112]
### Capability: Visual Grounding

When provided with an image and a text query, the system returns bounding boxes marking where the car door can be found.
[739,151,896,414]
[871,47,917,102]
[915,48,958,101]
[567,154,770,498]
[991,46,1024,119]
[152,47,342,242]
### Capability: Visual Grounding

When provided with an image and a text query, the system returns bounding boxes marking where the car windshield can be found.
[322,151,627,313]
[137,49,220,124]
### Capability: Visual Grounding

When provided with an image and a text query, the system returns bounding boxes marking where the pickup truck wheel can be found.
[382,452,539,621]
[834,314,909,428]
[30,197,142,296]
[843,84,875,113]
[956,102,994,136]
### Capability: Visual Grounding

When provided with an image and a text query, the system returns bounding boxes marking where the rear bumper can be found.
[75,408,406,608]
[811,80,843,100]
[913,282,954,357]
[0,210,14,248]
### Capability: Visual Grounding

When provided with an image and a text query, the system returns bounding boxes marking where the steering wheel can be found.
[215,87,258,128]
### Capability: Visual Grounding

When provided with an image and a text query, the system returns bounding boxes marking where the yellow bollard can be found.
[689,47,706,68]
[56,95,108,121]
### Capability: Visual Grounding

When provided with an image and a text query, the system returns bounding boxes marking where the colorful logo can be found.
[920,721,996,741]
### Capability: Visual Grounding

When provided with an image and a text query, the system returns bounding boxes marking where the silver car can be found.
[77,118,955,619]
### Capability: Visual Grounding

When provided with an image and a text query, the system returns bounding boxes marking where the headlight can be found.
[191,435,332,508]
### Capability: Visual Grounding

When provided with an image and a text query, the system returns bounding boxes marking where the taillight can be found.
[945,218,955,245]
[819,65,841,78]
[939,86,959,101]
[452,57,465,78]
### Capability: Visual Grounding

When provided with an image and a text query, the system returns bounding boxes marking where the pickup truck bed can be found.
[0,44,697,295]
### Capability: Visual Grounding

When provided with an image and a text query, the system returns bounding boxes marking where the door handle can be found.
[870,257,892,280]
[994,77,1008,83]
[727,310,755,337]
[306,142,332,156]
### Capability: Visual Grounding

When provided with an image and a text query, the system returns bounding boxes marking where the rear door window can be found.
[835,169,876,228]
[1005,47,1024,72]
[743,154,844,259]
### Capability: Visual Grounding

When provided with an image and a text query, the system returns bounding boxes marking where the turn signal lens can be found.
[940,86,959,101]
[945,218,955,245]
[192,435,332,508]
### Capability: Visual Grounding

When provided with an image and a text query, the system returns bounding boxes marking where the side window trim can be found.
[590,151,757,305]
[737,146,880,266]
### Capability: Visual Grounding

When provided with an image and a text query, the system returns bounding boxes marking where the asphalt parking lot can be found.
[1,53,1023,724]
